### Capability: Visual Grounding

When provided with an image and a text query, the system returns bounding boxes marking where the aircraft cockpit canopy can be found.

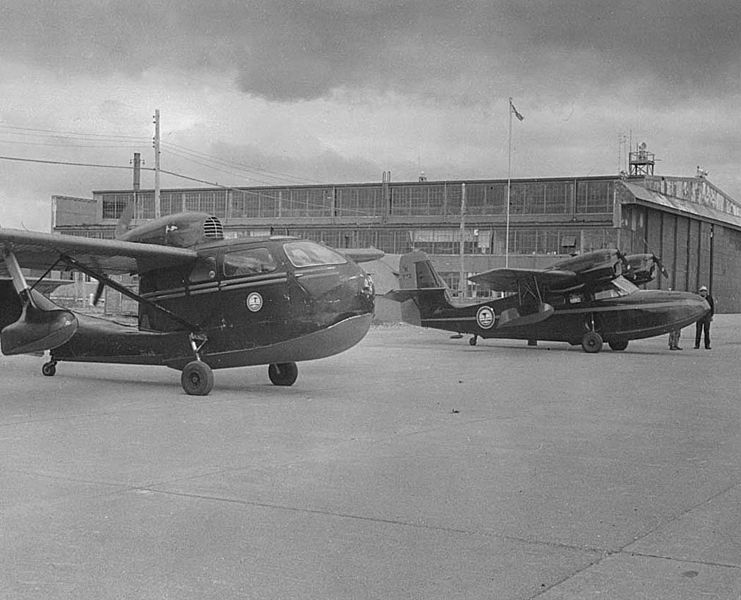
[283,241,347,268]
[593,276,638,300]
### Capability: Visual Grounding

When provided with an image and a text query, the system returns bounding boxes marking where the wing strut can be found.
[3,247,35,305]
[60,254,201,333]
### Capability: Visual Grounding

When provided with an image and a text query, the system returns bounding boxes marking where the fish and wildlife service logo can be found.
[476,306,496,329]
[246,292,263,312]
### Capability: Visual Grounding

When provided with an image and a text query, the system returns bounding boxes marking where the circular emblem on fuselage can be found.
[246,292,263,312]
[476,306,496,329]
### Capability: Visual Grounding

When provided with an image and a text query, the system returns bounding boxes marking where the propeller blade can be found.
[653,254,669,278]
[93,281,105,306]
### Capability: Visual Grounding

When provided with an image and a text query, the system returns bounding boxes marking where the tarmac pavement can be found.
[1,315,741,599]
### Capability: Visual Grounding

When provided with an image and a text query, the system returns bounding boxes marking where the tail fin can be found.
[398,251,448,290]
[386,252,454,325]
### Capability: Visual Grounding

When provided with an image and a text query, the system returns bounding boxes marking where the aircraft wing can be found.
[469,267,577,292]
[0,228,198,277]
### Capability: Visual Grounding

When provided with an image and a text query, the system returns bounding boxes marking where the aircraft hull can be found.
[413,290,709,345]
[48,312,372,369]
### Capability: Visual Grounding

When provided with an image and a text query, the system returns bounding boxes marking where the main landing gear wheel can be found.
[608,339,629,351]
[581,331,603,353]
[469,335,478,346]
[41,361,57,377]
[181,360,214,396]
[268,362,298,386]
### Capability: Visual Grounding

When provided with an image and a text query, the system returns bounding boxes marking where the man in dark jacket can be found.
[695,285,715,349]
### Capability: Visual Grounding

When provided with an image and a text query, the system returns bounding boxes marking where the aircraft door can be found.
[219,246,290,345]
[184,252,221,329]
[139,254,220,332]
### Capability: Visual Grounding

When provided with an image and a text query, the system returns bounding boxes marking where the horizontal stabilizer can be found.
[338,247,385,263]
[497,303,554,328]
[1,304,78,355]
[384,287,447,302]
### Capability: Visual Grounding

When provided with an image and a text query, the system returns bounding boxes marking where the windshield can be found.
[593,276,639,300]
[283,241,347,268]
[613,276,639,294]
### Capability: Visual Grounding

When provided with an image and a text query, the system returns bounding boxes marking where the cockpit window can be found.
[594,276,638,300]
[283,241,347,268]
[189,255,218,283]
[223,247,277,278]
[613,276,639,294]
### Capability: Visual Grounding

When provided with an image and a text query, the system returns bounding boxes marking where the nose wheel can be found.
[581,331,603,353]
[41,360,57,377]
[268,362,298,386]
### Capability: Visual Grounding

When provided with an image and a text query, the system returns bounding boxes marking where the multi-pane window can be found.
[544,182,571,214]
[184,190,227,217]
[232,189,281,218]
[335,186,383,217]
[101,194,131,219]
[390,185,445,216]
[576,181,614,213]
[283,188,333,217]
[504,182,572,215]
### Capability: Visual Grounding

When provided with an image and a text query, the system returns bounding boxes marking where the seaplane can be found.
[387,249,709,352]
[0,210,377,395]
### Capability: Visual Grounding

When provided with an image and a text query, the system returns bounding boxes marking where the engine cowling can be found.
[118,213,224,248]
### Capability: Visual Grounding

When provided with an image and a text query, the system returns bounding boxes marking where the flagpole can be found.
[506,97,513,268]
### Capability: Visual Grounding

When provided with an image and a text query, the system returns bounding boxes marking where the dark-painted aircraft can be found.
[387,249,709,352]
[0,212,377,395]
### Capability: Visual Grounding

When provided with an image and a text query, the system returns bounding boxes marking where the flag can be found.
[509,98,524,121]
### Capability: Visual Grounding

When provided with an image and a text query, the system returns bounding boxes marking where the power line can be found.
[0,121,326,187]
[0,123,147,142]
[0,155,135,170]
[0,153,378,217]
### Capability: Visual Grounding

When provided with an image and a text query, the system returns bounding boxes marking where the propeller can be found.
[92,280,105,306]
[653,254,669,279]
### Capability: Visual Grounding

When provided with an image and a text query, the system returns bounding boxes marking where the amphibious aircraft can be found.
[0,211,376,395]
[387,249,709,352]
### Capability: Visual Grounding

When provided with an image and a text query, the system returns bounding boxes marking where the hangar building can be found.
[52,150,741,313]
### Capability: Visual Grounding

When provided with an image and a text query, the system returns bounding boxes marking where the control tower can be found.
[628,142,655,176]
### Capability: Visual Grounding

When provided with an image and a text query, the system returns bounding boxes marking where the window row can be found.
[99,180,615,220]
[285,227,618,256]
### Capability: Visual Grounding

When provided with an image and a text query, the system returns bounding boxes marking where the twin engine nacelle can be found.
[551,249,623,285]
[622,253,667,286]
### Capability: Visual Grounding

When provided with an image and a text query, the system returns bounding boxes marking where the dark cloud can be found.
[1,1,737,104]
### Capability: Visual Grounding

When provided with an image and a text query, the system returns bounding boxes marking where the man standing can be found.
[695,285,715,349]
[668,328,682,350]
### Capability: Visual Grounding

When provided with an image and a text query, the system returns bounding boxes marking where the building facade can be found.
[52,172,741,312]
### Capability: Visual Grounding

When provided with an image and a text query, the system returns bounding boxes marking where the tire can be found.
[469,336,478,346]
[42,361,56,377]
[581,331,603,353]
[268,362,298,386]
[181,360,214,396]
[608,339,629,351]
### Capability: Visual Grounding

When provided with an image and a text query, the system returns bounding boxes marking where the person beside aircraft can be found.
[695,285,715,349]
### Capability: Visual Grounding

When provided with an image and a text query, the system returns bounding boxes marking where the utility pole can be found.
[153,109,161,219]
[132,152,141,219]
[458,183,466,297]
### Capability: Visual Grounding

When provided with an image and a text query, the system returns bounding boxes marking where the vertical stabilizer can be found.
[398,251,448,290]
[389,252,454,325]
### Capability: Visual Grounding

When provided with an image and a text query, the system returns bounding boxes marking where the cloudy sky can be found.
[0,0,739,230]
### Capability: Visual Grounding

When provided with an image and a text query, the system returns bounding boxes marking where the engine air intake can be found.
[204,216,224,240]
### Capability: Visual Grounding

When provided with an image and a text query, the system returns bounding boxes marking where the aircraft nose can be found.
[677,291,710,324]
[353,269,375,315]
